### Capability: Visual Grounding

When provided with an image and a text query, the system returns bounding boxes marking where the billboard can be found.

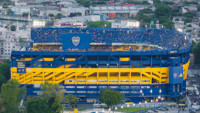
[17,61,26,74]
[61,33,91,49]
[169,66,183,84]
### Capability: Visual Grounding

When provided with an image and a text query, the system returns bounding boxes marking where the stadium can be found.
[11,28,191,103]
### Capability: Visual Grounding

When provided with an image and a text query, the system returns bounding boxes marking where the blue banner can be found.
[61,33,91,49]
[17,61,26,73]
[169,66,183,84]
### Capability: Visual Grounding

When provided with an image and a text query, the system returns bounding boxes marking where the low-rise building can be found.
[111,20,140,28]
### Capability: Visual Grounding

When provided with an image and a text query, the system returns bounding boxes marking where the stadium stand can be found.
[11,28,191,103]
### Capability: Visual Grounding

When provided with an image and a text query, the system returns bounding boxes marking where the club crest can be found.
[72,36,80,46]
[173,73,177,78]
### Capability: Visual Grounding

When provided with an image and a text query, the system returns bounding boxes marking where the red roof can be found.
[124,3,134,6]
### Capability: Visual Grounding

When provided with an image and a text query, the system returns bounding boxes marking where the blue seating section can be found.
[31,28,190,50]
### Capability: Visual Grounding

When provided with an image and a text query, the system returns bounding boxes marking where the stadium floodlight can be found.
[159,89,162,93]
[150,89,153,93]
[33,20,46,27]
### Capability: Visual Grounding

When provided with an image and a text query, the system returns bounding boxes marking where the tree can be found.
[87,21,111,28]
[11,25,16,31]
[0,61,10,81]
[183,12,196,19]
[1,79,26,113]
[65,94,78,108]
[140,8,153,14]
[192,42,200,64]
[55,13,62,19]
[76,12,82,16]
[155,3,172,19]
[198,5,200,11]
[22,12,28,17]
[99,88,124,108]
[6,8,12,15]
[0,98,6,113]
[0,61,10,89]
[40,81,66,112]
[26,97,50,113]
[49,14,54,18]
[75,0,90,7]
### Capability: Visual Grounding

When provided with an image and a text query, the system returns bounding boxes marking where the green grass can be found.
[65,108,86,111]
[117,107,150,112]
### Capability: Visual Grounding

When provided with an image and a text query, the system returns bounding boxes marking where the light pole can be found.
[139,102,141,111]
[145,101,147,108]
[121,105,123,113]
[114,106,117,113]
[132,103,135,111]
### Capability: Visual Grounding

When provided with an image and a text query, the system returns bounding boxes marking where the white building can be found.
[0,29,21,59]
[182,6,198,14]
[11,6,32,15]
[90,6,139,18]
[111,20,140,28]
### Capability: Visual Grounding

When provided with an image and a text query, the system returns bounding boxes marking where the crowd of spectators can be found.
[31,28,191,50]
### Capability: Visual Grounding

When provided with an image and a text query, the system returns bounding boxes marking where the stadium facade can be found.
[11,28,191,103]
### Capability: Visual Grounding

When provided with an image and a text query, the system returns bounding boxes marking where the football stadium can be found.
[11,28,191,103]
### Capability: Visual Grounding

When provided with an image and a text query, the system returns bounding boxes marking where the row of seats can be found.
[31,28,190,50]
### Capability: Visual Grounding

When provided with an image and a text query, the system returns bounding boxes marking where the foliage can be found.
[0,98,6,113]
[40,81,66,112]
[19,39,26,44]
[126,0,150,5]
[183,18,192,24]
[191,41,196,53]
[183,1,198,5]
[163,1,174,5]
[153,0,161,7]
[55,13,62,19]
[26,97,51,113]
[6,8,12,15]
[76,12,82,16]
[11,25,16,31]
[22,12,29,17]
[86,21,111,28]
[158,16,174,29]
[117,107,150,112]
[65,94,78,108]
[75,0,90,7]
[140,9,153,14]
[41,1,51,5]
[0,61,10,88]
[198,5,200,11]
[192,42,200,64]
[183,12,196,19]
[49,14,54,18]
[155,3,172,19]
[99,88,124,108]
[1,79,26,113]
